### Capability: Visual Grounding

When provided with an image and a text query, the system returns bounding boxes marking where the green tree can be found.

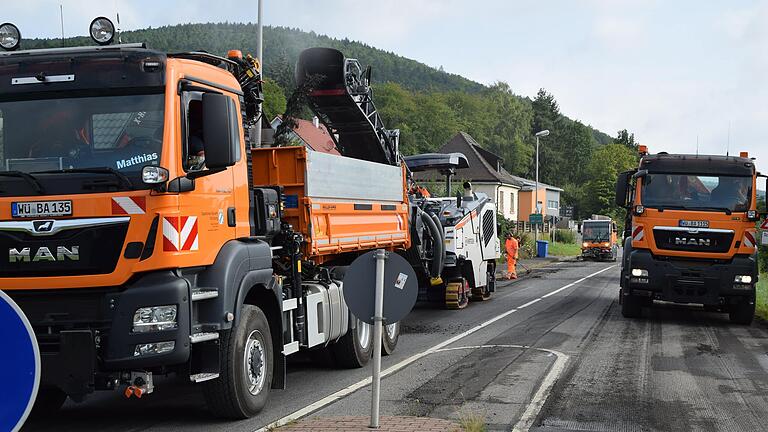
[616,129,638,150]
[262,78,287,119]
[581,143,639,223]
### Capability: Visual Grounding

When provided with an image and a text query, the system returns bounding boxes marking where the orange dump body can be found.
[251,146,410,263]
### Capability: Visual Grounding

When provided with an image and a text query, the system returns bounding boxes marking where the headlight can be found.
[89,17,115,45]
[633,205,645,215]
[631,269,648,277]
[132,305,177,332]
[582,242,590,248]
[0,22,21,51]
[142,166,169,184]
[134,341,175,357]
[734,275,752,284]
[746,210,758,221]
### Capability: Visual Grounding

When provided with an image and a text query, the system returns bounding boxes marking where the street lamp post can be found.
[534,130,550,244]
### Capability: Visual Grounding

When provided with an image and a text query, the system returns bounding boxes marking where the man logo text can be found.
[9,246,80,262]
[674,237,711,247]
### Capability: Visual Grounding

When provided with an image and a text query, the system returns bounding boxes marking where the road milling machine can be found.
[404,153,501,309]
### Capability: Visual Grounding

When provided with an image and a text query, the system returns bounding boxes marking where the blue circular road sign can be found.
[0,290,40,432]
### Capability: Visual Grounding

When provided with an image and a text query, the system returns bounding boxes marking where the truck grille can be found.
[0,220,128,276]
[653,227,733,253]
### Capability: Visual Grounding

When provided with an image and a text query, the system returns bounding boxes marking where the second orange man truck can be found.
[615,146,764,324]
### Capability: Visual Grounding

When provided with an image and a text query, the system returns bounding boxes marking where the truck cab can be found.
[616,147,765,324]
[580,217,618,261]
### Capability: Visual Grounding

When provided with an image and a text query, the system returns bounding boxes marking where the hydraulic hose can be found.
[429,212,446,273]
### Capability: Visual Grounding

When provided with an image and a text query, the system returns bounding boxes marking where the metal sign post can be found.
[370,249,386,428]
[341,249,418,430]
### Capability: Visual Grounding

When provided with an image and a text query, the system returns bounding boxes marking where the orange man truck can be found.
[580,216,618,261]
[0,21,412,418]
[615,146,765,324]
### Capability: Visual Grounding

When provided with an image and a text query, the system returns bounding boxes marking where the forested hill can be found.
[24,22,634,220]
[24,23,483,94]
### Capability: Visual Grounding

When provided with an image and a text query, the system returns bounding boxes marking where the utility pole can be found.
[60,4,65,46]
[534,130,550,244]
[254,0,264,149]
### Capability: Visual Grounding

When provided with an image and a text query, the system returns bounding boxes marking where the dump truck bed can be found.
[251,146,409,262]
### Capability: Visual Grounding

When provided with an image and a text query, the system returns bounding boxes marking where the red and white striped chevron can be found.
[743,229,756,249]
[632,225,645,242]
[163,216,199,252]
[112,196,146,215]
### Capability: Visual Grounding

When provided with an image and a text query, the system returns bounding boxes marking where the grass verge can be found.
[756,274,768,320]
[547,242,581,257]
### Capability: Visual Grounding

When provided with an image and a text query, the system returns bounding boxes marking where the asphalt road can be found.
[22,260,768,431]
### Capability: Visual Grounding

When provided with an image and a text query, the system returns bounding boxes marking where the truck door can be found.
[173,90,237,257]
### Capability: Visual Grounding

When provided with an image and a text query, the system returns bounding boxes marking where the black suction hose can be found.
[420,210,444,277]
[429,212,445,274]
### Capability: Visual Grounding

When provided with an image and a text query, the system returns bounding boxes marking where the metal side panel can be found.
[305,150,404,202]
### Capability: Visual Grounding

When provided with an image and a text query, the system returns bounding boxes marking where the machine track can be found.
[445,280,469,309]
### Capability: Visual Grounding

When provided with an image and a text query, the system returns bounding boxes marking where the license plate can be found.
[679,220,709,228]
[12,200,72,218]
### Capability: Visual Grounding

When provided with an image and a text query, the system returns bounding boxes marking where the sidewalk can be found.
[496,256,574,280]
[277,415,460,431]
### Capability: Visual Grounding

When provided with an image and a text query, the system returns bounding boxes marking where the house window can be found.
[548,200,559,209]
[499,191,505,213]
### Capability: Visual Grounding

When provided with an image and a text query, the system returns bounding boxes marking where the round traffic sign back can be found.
[342,250,418,325]
[0,290,41,432]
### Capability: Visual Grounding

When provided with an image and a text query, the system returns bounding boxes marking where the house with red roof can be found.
[270,116,340,155]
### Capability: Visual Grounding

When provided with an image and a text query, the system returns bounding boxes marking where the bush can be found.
[517,232,535,259]
[554,229,576,244]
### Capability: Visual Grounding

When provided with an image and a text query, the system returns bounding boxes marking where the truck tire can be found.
[31,387,67,415]
[621,290,642,318]
[331,317,373,368]
[382,322,399,356]
[204,305,273,419]
[729,299,755,325]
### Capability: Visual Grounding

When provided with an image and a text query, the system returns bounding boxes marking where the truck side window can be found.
[183,94,205,171]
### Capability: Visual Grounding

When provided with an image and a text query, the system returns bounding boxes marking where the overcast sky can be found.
[5,0,768,173]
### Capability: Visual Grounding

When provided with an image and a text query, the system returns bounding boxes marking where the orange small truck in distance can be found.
[580,215,618,261]
[615,146,765,324]
[0,20,413,419]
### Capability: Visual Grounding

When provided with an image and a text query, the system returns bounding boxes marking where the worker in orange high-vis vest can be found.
[505,233,519,280]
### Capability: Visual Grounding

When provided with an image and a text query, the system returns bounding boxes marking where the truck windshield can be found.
[583,223,610,241]
[0,93,164,175]
[641,173,752,212]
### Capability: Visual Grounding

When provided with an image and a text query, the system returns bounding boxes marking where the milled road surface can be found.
[22,260,768,431]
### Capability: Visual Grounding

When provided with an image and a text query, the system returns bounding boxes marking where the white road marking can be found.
[254,265,617,432]
[434,344,569,432]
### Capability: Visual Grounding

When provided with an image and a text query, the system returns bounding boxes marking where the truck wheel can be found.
[204,305,273,419]
[382,322,399,355]
[621,290,642,318]
[31,387,67,415]
[729,299,755,325]
[331,317,373,368]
